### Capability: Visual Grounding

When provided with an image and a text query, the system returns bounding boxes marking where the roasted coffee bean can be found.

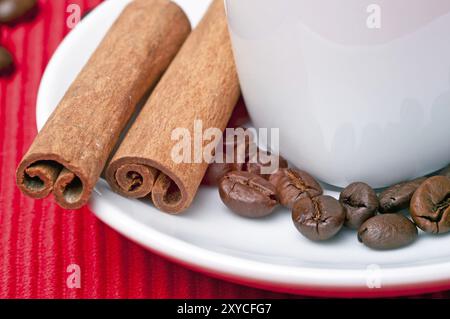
[245,150,288,179]
[203,159,243,186]
[0,0,37,23]
[219,171,278,218]
[0,46,13,73]
[339,182,378,229]
[269,168,322,209]
[379,177,426,214]
[202,128,253,186]
[410,176,450,234]
[292,195,345,241]
[438,164,450,178]
[221,127,254,162]
[358,214,418,250]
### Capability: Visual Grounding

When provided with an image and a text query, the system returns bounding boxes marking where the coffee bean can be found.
[410,176,450,234]
[0,46,13,73]
[358,214,418,250]
[203,158,243,186]
[292,195,345,241]
[0,0,37,23]
[202,128,253,186]
[339,182,378,229]
[245,150,288,179]
[219,171,278,218]
[269,168,322,209]
[379,177,426,214]
[438,164,450,178]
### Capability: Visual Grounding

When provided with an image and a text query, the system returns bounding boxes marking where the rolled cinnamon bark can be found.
[16,0,191,209]
[106,0,240,214]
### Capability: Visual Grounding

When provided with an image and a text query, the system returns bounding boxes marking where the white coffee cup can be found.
[226,0,450,188]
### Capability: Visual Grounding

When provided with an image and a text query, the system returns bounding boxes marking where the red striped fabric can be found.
[0,0,447,299]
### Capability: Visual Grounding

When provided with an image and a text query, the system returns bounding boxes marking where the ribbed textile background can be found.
[0,0,447,299]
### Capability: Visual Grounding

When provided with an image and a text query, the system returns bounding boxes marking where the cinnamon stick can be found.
[106,0,240,214]
[16,0,191,209]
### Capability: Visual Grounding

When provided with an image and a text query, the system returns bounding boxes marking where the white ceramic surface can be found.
[226,0,450,188]
[36,0,450,297]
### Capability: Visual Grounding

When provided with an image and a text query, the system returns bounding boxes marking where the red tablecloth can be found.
[0,0,448,299]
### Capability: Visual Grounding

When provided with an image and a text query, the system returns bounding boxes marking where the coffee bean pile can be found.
[208,131,450,250]
[0,0,38,75]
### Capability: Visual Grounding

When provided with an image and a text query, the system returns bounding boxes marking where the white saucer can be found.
[36,0,450,297]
